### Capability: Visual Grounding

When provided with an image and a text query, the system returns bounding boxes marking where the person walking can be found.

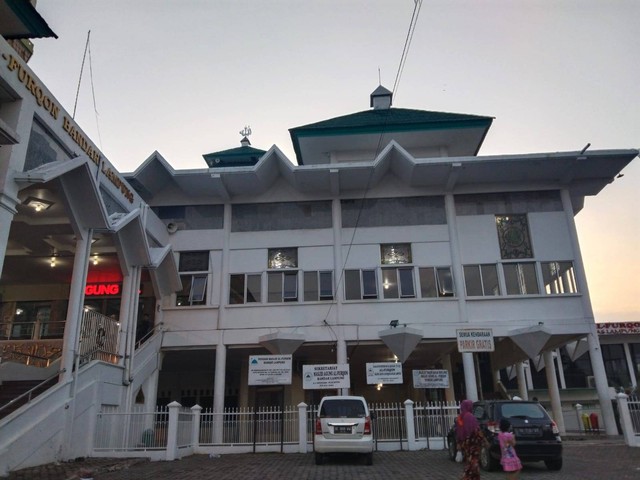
[456,399,485,480]
[498,418,522,479]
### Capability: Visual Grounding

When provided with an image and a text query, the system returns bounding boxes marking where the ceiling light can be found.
[24,196,53,212]
[50,256,56,268]
[92,254,99,265]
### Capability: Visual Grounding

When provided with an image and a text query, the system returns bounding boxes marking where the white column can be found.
[404,400,417,450]
[442,354,456,402]
[297,402,308,453]
[543,350,565,434]
[336,336,348,395]
[166,401,181,461]
[212,339,227,443]
[462,353,478,402]
[516,362,529,400]
[587,331,618,435]
[60,229,93,382]
[525,361,534,392]
[445,193,477,401]
[555,349,566,389]
[623,343,637,388]
[560,189,617,435]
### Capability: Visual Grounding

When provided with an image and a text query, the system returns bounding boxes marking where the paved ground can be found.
[7,438,640,480]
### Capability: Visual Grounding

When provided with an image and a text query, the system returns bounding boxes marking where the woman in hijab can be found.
[456,399,485,480]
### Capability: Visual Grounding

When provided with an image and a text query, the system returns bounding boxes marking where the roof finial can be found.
[378,67,381,86]
[239,125,252,146]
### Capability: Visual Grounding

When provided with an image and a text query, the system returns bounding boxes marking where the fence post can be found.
[166,401,181,461]
[404,399,416,451]
[615,393,636,447]
[574,403,583,433]
[298,402,308,453]
[191,404,202,451]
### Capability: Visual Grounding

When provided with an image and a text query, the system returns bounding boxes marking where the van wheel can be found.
[545,458,563,471]
[364,452,373,466]
[315,452,324,465]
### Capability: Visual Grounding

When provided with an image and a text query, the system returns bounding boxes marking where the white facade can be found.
[0,26,638,472]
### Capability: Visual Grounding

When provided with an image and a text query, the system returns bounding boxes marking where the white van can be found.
[314,395,374,465]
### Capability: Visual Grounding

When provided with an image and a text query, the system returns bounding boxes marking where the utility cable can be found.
[72,31,90,119]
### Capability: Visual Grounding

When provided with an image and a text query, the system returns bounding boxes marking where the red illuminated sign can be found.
[85,283,121,296]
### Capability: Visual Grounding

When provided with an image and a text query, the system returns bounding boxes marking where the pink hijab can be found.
[456,399,480,442]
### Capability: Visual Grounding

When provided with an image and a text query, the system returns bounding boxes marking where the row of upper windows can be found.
[153,192,563,232]
[177,261,577,307]
[175,240,577,307]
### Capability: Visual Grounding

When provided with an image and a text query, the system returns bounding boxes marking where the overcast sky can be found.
[29,0,639,323]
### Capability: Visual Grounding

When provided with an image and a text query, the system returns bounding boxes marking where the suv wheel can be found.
[448,439,457,462]
[480,444,498,471]
[315,452,324,465]
[545,458,563,471]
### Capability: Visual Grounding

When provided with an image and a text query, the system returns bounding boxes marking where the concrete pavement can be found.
[7,438,640,479]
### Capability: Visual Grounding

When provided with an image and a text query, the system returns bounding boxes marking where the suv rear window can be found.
[320,399,366,418]
[499,403,547,419]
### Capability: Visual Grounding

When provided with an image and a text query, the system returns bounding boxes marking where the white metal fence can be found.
[93,400,457,459]
[94,406,169,451]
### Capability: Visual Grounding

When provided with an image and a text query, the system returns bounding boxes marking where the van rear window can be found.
[320,400,366,418]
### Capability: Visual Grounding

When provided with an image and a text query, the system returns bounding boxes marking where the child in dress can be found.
[498,418,522,479]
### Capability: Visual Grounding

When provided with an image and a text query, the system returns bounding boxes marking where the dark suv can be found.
[447,400,563,471]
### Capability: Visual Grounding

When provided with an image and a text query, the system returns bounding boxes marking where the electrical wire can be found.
[392,0,423,96]
[87,35,103,149]
[72,31,90,119]
[320,1,424,335]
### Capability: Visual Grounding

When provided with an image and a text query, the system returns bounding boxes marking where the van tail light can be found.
[364,416,371,434]
[551,420,560,435]
[315,418,322,435]
[486,421,500,434]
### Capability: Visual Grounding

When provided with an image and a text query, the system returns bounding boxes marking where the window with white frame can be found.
[382,267,415,298]
[463,264,500,296]
[344,269,378,300]
[176,251,209,306]
[229,273,262,304]
[503,262,539,295]
[268,271,298,302]
[541,261,577,294]
[303,271,334,301]
[419,267,455,298]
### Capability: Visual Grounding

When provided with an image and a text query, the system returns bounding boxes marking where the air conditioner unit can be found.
[586,375,596,388]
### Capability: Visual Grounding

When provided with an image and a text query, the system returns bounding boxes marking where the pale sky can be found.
[29,0,639,322]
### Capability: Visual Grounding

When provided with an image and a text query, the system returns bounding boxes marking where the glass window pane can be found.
[345,270,361,300]
[496,215,533,259]
[503,264,520,295]
[176,275,192,306]
[267,272,282,303]
[179,251,209,272]
[304,271,318,301]
[481,264,500,296]
[268,248,298,269]
[464,265,483,296]
[436,268,454,297]
[382,268,399,298]
[283,272,298,301]
[419,268,437,298]
[246,274,261,303]
[399,268,415,297]
[190,275,207,303]
[229,274,245,304]
[558,262,576,293]
[380,244,412,264]
[362,270,378,299]
[319,271,333,300]
[521,263,539,294]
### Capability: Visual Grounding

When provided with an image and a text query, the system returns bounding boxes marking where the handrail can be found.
[134,323,163,350]
[0,368,65,415]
